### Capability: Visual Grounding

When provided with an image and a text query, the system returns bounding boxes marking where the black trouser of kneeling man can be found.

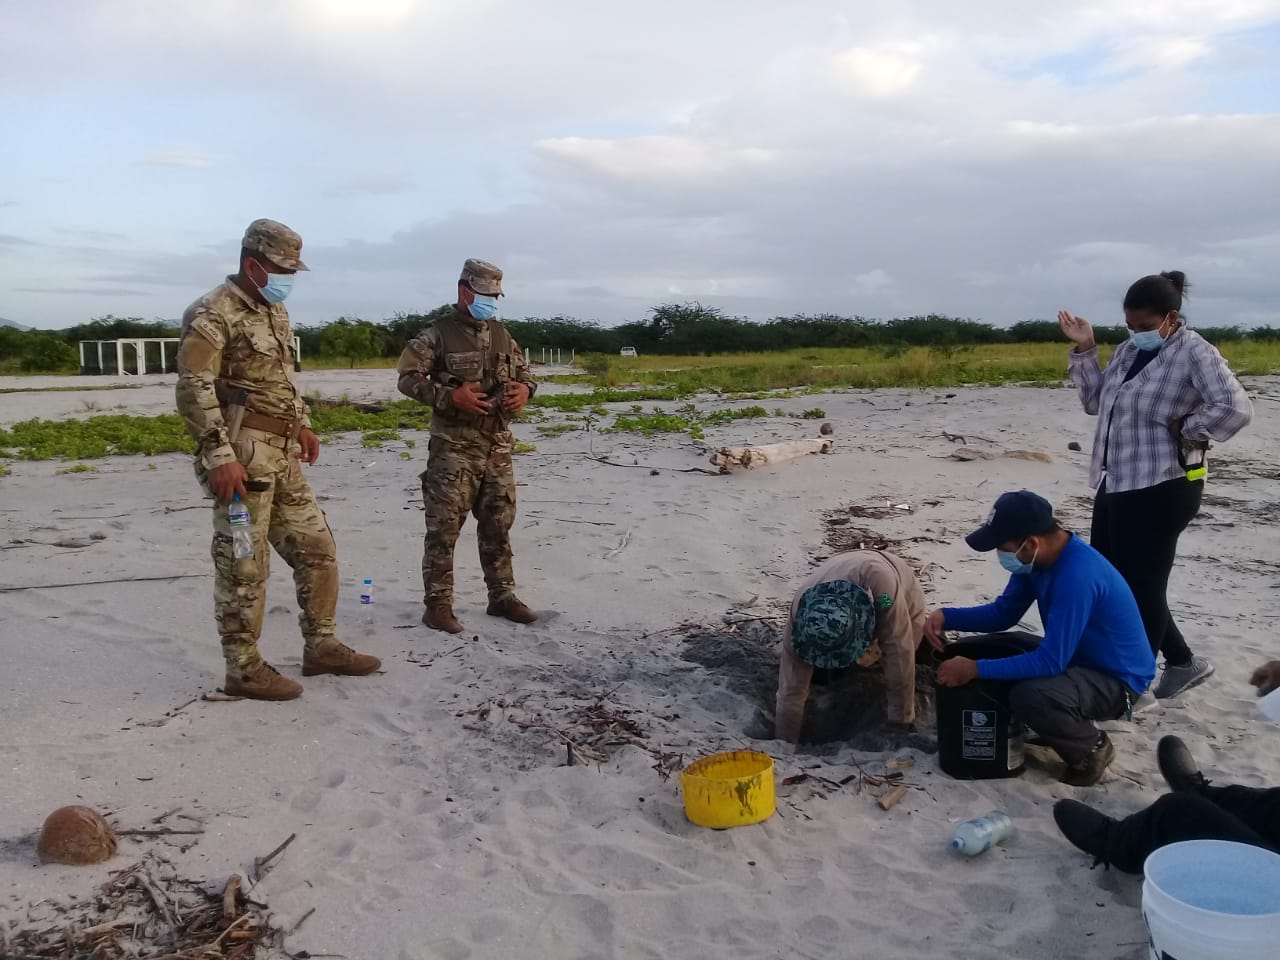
[1008,667,1132,764]
[1095,786,1280,874]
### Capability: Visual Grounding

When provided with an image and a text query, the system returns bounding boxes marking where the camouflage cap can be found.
[459,258,503,296]
[791,580,876,670]
[242,219,309,271]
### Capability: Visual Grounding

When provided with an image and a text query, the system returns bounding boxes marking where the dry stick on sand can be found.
[878,785,910,811]
[940,431,996,445]
[0,573,208,593]
[604,526,634,560]
[252,832,298,884]
[587,454,721,476]
[222,874,242,921]
[117,827,206,837]
[525,514,617,526]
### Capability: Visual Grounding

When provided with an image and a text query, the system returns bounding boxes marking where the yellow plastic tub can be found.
[680,751,776,829]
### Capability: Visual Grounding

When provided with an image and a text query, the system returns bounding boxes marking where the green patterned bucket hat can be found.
[791,580,876,670]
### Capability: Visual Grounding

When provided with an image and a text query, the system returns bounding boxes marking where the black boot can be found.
[1053,799,1116,869]
[1157,735,1210,794]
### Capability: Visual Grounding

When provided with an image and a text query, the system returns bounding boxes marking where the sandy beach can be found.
[2,371,1278,960]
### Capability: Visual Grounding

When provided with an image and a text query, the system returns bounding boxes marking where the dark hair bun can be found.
[1160,271,1190,296]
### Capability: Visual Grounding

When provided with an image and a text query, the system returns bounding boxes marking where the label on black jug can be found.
[961,709,996,760]
[1007,721,1024,771]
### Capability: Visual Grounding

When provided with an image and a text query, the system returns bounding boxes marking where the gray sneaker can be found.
[1130,691,1160,715]
[1152,656,1215,700]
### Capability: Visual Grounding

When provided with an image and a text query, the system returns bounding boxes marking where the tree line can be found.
[3,304,1279,373]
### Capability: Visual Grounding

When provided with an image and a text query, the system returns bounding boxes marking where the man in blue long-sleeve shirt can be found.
[929,491,1156,786]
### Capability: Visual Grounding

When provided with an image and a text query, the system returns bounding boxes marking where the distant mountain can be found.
[0,317,32,331]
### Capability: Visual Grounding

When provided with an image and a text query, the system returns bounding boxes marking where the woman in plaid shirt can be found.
[1058,272,1253,700]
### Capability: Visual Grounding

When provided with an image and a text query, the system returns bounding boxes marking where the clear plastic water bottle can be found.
[229,493,253,560]
[950,811,1014,856]
[360,579,374,626]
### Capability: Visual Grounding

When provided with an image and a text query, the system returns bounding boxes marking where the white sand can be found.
[2,373,1278,959]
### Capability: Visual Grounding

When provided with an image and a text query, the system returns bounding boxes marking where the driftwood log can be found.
[711,437,835,473]
[948,447,1053,464]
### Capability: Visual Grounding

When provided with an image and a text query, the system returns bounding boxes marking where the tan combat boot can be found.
[224,660,303,701]
[487,596,538,624]
[423,604,463,634]
[302,640,382,677]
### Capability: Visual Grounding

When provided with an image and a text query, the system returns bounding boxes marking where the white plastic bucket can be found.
[1258,685,1280,722]
[1142,840,1280,960]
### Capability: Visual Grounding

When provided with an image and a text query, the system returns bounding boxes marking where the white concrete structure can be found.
[78,337,302,375]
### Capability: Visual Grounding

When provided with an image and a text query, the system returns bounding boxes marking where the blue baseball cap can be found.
[965,491,1055,552]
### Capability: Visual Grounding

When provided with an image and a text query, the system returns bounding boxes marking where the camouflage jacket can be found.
[175,277,310,469]
[396,309,537,435]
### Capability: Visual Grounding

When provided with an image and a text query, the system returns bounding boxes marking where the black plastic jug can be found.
[935,632,1040,780]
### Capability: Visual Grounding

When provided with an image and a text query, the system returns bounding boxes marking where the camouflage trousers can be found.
[421,429,518,606]
[196,428,339,670]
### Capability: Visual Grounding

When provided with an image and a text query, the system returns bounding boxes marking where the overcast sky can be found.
[3,0,1280,331]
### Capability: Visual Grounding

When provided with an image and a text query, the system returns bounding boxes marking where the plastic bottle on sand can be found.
[950,811,1014,856]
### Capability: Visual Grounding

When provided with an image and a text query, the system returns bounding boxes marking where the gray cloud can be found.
[324,171,414,199]
[141,149,214,169]
[51,227,131,243]
[3,1,1280,329]
[13,286,151,296]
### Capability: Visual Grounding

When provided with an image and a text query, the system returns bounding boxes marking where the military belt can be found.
[240,411,303,442]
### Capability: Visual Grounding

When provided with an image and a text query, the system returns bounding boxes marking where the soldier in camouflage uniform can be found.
[397,259,539,633]
[175,219,381,700]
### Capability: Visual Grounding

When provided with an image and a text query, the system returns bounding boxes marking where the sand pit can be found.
[681,618,939,753]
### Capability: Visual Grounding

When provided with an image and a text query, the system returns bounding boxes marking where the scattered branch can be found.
[0,573,208,594]
[252,832,298,884]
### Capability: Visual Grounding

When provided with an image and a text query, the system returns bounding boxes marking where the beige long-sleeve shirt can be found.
[775,550,927,742]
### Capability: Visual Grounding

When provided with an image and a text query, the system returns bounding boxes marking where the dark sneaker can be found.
[302,641,381,677]
[1053,799,1116,867]
[486,596,538,624]
[423,604,463,634]
[224,660,302,701]
[1152,656,1214,700]
[1059,735,1116,786]
[1157,735,1210,793]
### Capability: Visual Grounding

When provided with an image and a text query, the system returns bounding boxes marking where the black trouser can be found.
[1100,787,1280,874]
[1008,667,1131,764]
[1091,476,1203,667]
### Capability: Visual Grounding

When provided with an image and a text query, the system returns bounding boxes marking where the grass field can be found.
[1,343,1275,463]
[566,342,1280,393]
[302,341,1280,390]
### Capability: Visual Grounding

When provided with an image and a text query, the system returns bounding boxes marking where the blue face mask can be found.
[260,273,295,304]
[998,540,1035,576]
[1129,315,1173,352]
[468,294,499,321]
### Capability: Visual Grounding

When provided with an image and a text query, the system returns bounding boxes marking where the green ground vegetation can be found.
[3,341,1275,462]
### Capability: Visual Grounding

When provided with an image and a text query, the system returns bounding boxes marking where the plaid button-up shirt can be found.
[1068,329,1253,493]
